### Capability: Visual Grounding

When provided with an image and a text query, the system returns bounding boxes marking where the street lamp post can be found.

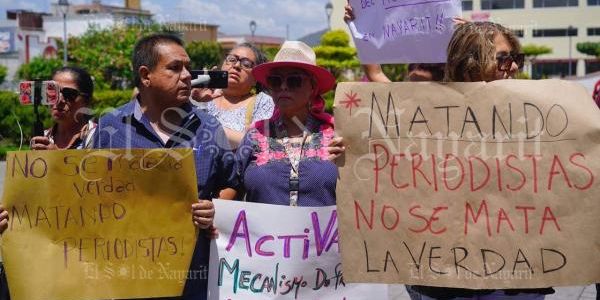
[58,0,70,66]
[249,20,257,41]
[325,2,333,31]
[568,25,574,76]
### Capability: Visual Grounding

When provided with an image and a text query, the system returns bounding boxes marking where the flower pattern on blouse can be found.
[206,92,274,132]
[250,122,334,166]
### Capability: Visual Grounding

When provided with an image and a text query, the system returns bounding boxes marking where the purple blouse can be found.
[237,119,338,207]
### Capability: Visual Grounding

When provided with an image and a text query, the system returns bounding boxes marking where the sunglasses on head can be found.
[266,74,310,92]
[496,52,525,72]
[60,87,85,102]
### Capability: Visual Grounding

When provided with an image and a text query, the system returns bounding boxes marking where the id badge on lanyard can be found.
[284,132,308,206]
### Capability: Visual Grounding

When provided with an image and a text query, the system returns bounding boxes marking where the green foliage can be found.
[313,30,360,80]
[576,42,600,57]
[516,72,530,79]
[320,30,350,47]
[0,144,27,160]
[263,46,280,62]
[323,91,334,113]
[186,41,223,69]
[16,57,63,80]
[314,46,357,62]
[0,90,52,146]
[0,64,7,85]
[0,88,133,148]
[381,64,408,82]
[16,24,190,90]
[522,44,552,58]
[65,24,164,89]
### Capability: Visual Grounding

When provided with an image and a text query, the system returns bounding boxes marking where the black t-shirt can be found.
[410,285,555,299]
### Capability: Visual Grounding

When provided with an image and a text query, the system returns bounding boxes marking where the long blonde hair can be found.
[445,22,521,82]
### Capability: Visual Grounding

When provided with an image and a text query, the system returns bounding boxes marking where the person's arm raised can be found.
[344,2,392,83]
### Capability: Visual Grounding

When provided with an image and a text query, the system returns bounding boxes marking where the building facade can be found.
[164,22,219,43]
[0,10,56,89]
[461,0,600,78]
[218,35,285,53]
[44,1,153,40]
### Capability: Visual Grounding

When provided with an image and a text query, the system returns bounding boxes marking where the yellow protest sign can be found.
[334,80,600,288]
[1,148,199,300]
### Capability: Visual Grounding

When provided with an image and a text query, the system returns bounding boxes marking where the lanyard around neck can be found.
[276,116,315,206]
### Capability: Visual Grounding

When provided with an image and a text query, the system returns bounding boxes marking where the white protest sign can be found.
[207,200,388,299]
[347,0,462,63]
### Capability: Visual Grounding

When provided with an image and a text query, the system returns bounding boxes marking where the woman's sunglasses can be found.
[60,87,85,102]
[496,53,525,72]
[266,74,309,92]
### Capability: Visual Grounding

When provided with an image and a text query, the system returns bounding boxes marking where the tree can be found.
[0,64,7,85]
[16,57,63,80]
[65,24,165,89]
[576,42,600,57]
[186,41,223,69]
[521,44,552,78]
[263,46,280,61]
[381,64,408,82]
[522,44,552,58]
[0,90,52,146]
[313,30,360,80]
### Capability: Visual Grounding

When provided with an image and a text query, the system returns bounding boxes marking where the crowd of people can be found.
[0,4,597,300]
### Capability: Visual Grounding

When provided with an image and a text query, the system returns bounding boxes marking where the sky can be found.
[0,0,334,39]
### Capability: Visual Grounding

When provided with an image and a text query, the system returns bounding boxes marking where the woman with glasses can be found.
[29,66,96,150]
[192,43,274,149]
[407,22,552,300]
[445,21,525,82]
[236,41,338,206]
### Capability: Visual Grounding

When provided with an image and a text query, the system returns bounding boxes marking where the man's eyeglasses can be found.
[496,53,525,72]
[224,54,255,70]
[266,74,310,92]
[60,87,85,102]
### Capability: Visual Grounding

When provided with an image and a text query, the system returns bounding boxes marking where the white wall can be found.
[43,14,115,39]
[0,55,21,90]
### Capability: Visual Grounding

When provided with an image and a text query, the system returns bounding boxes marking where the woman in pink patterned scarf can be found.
[236,41,338,206]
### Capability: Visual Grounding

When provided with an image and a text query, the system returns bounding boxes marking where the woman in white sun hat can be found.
[236,41,340,206]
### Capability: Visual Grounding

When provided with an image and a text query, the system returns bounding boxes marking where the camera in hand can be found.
[190,70,228,89]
